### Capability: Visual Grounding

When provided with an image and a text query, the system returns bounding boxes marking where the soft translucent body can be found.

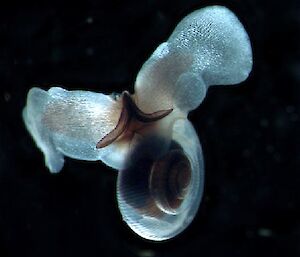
[23,5,253,241]
[135,5,252,113]
[23,87,126,172]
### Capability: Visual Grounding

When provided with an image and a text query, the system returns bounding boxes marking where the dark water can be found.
[0,0,299,256]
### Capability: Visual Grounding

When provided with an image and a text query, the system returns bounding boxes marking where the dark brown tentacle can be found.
[123,91,173,123]
[96,91,173,148]
[96,99,130,148]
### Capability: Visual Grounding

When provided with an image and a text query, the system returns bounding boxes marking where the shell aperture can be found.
[22,6,252,240]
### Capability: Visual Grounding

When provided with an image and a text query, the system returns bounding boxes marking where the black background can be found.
[0,0,299,256]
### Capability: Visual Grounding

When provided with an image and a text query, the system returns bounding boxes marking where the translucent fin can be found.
[23,87,125,173]
[134,5,253,113]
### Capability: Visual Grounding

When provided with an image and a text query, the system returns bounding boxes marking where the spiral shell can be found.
[117,120,204,241]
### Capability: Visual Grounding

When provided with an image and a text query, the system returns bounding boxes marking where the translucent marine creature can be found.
[23,6,252,241]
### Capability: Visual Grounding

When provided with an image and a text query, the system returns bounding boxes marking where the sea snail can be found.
[23,6,252,241]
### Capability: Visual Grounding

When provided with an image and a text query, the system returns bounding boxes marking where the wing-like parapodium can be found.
[23,87,124,173]
[134,5,253,113]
